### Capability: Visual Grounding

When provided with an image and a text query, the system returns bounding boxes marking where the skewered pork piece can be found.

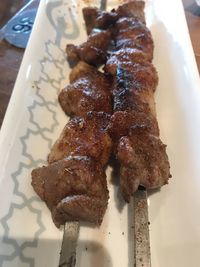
[32,111,112,227]
[48,111,112,167]
[82,1,145,35]
[32,155,108,227]
[106,66,170,201]
[81,1,170,201]
[82,7,118,35]
[101,3,171,201]
[114,17,154,61]
[66,30,111,67]
[108,110,159,152]
[59,61,112,117]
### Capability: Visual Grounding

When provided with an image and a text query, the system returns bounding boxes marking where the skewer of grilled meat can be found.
[102,3,171,202]
[82,1,170,201]
[62,0,170,202]
[34,29,114,227]
[32,60,113,227]
[32,111,112,227]
[67,1,146,67]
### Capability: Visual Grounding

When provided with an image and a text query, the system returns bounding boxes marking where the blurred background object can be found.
[196,0,200,6]
[0,0,39,127]
[0,0,40,48]
[0,0,29,28]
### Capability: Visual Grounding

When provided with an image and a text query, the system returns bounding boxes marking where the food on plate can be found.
[82,1,145,35]
[31,0,171,227]
[59,62,112,116]
[32,155,108,227]
[66,30,111,67]
[48,111,112,167]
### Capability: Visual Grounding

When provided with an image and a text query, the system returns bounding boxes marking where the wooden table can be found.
[0,0,200,127]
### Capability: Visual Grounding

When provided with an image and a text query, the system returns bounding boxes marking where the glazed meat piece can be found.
[117,126,171,202]
[83,7,118,34]
[116,1,145,24]
[66,30,111,67]
[105,48,157,85]
[59,62,112,117]
[109,67,170,200]
[48,112,112,167]
[82,1,145,35]
[108,111,159,151]
[115,17,154,61]
[31,156,109,227]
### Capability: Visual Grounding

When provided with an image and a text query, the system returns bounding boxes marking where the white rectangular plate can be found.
[0,0,200,266]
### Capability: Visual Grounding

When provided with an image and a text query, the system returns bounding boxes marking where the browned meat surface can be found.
[82,7,98,35]
[31,156,109,227]
[83,7,118,34]
[108,111,159,151]
[116,1,145,24]
[111,66,158,119]
[117,127,171,202]
[66,30,111,67]
[115,18,154,61]
[108,65,170,201]
[105,48,148,74]
[48,112,112,167]
[101,0,171,201]
[69,61,94,83]
[82,1,145,35]
[31,0,171,226]
[59,62,112,117]
[105,49,157,89]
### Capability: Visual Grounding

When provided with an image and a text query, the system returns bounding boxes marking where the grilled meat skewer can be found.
[32,111,112,227]
[100,3,171,202]
[31,0,171,227]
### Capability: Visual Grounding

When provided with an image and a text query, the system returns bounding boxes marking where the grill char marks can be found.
[94,1,171,201]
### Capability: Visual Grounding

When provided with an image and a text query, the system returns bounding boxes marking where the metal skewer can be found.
[116,66,152,266]
[134,189,151,267]
[59,222,79,267]
[58,1,107,266]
